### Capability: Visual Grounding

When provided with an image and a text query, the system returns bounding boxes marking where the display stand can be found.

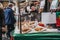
[12,32,60,40]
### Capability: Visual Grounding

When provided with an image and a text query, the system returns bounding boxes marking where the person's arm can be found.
[39,0,45,13]
[1,9,5,26]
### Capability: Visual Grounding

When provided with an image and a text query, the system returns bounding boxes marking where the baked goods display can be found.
[22,23,31,33]
[21,21,46,34]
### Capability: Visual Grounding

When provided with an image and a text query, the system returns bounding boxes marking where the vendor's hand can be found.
[39,8,43,13]
[50,9,56,12]
[57,7,60,11]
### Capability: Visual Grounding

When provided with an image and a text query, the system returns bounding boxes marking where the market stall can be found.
[1,0,58,40]
[12,0,60,40]
[0,0,60,40]
[12,19,59,39]
[3,1,59,40]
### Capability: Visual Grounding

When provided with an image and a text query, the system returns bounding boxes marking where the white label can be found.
[42,12,56,24]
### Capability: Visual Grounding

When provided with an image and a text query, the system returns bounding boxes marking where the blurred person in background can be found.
[0,3,5,39]
[31,5,37,21]
[34,1,40,22]
[20,5,29,21]
[4,3,16,38]
[39,0,45,13]
[39,0,45,21]
[20,7,26,21]
[48,0,58,28]
[30,2,38,21]
[47,0,52,12]
[25,2,31,20]
[50,0,58,12]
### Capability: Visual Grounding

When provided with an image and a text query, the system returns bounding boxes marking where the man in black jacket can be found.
[0,6,4,40]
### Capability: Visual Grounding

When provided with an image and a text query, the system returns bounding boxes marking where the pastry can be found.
[22,28,29,32]
[35,27,43,31]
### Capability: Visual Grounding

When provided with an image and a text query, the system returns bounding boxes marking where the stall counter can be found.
[13,32,60,40]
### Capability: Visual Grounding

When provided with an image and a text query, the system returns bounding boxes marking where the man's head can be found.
[8,3,13,8]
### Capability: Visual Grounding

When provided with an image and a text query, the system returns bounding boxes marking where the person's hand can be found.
[38,8,43,13]
[57,7,60,11]
[50,9,56,12]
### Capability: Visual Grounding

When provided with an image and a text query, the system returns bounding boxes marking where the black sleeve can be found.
[0,8,5,26]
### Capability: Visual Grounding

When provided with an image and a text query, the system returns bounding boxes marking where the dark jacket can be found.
[0,8,4,26]
[4,7,16,25]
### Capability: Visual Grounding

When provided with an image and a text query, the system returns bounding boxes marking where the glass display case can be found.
[13,0,60,40]
[18,0,60,34]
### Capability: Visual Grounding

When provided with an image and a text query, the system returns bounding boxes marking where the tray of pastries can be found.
[21,21,46,34]
[28,26,47,33]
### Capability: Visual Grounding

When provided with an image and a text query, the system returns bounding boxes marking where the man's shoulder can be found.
[5,8,12,11]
